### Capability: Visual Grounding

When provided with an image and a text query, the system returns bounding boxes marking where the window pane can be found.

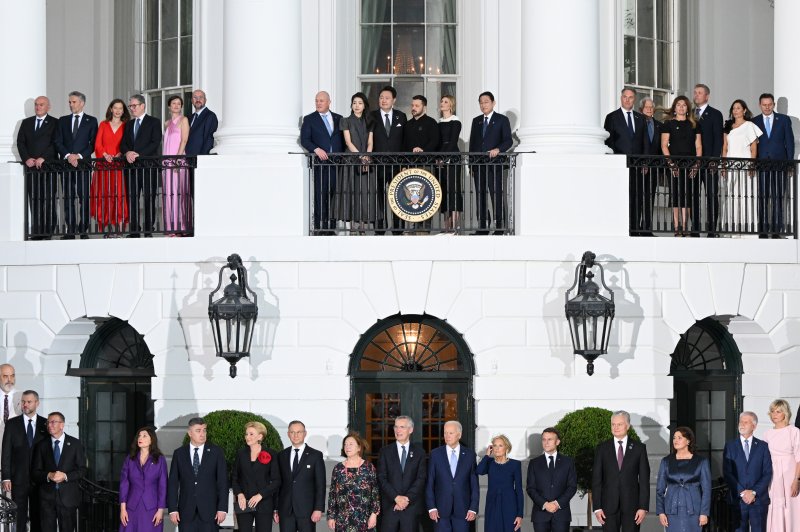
[361,81,392,111]
[362,0,390,23]
[394,0,424,23]
[144,42,159,90]
[183,90,193,118]
[657,0,671,41]
[658,41,672,90]
[180,0,192,36]
[151,94,163,123]
[624,0,636,36]
[162,38,178,87]
[145,0,159,41]
[637,38,654,87]
[424,80,458,116]
[394,25,425,75]
[361,26,392,75]
[427,0,456,23]
[180,36,192,86]
[654,90,670,110]
[426,26,456,75]
[624,36,636,85]
[393,78,424,116]
[637,0,654,39]
[161,0,178,39]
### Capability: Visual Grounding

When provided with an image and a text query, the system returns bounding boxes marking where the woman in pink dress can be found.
[162,95,190,235]
[763,399,800,531]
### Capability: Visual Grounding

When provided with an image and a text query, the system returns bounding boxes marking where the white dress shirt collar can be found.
[447,444,460,456]
[483,111,494,122]
[190,443,205,464]
[615,436,628,454]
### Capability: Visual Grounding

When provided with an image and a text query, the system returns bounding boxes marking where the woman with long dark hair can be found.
[91,98,130,236]
[661,96,702,236]
[721,99,762,233]
[119,426,167,531]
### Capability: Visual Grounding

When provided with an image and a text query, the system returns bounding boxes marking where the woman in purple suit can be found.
[119,426,168,531]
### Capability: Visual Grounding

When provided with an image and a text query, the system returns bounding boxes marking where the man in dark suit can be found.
[17,96,59,240]
[275,420,326,532]
[167,417,228,531]
[635,97,664,236]
[300,91,344,234]
[526,427,577,532]
[31,411,87,532]
[591,410,649,532]
[186,89,218,156]
[377,415,427,532]
[752,93,796,238]
[425,420,479,532]
[54,91,98,239]
[468,91,513,234]
[370,85,408,234]
[1,390,48,532]
[691,84,724,237]
[120,94,162,237]
[723,411,772,532]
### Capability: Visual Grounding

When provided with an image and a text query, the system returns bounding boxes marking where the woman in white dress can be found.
[721,99,762,234]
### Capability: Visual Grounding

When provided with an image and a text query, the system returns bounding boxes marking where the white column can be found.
[774,0,800,155]
[516,0,609,154]
[214,0,302,154]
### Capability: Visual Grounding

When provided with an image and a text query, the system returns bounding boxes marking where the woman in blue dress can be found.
[477,434,524,531]
[656,426,712,531]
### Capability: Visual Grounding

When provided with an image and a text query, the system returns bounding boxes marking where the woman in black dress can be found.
[661,95,702,236]
[232,422,281,531]
[437,95,463,233]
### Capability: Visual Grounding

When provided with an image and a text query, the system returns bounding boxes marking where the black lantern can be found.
[564,251,615,376]
[208,253,258,378]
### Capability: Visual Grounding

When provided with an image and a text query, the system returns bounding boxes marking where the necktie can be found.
[744,439,750,461]
[53,440,61,490]
[2,394,7,423]
[134,118,141,140]
[647,119,654,143]
[72,115,80,136]
[765,116,772,138]
[384,113,391,136]
[617,441,624,470]
[482,116,489,137]
[548,455,554,470]
[449,449,458,477]
[626,111,634,137]
[191,113,198,127]
[292,448,300,474]
[36,118,42,131]
[400,445,407,472]
[695,108,702,119]
[323,114,333,135]
[27,419,34,447]
[192,447,200,476]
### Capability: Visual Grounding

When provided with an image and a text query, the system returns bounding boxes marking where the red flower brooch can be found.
[258,451,271,464]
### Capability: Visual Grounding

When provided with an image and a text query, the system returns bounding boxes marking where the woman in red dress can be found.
[91,99,130,235]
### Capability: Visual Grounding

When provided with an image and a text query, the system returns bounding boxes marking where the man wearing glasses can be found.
[377,416,427,532]
[275,420,326,532]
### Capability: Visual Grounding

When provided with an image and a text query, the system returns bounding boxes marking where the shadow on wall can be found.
[600,254,644,379]
[776,96,800,155]
[542,254,582,377]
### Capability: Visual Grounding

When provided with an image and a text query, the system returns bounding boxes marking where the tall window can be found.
[624,0,674,109]
[140,0,193,121]
[360,0,457,115]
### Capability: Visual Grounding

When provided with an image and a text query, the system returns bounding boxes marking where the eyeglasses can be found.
[128,103,142,108]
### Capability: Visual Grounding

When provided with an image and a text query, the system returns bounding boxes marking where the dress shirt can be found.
[50,434,67,481]
[191,443,205,466]
[66,112,84,159]
[695,104,707,116]
[543,451,561,509]
[396,440,411,462]
[429,444,467,515]
[382,110,394,124]
[290,443,306,471]
[483,111,495,123]
[620,108,636,132]
[615,436,629,457]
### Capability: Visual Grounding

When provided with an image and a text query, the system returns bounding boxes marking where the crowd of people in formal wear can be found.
[606,84,796,238]
[16,90,218,239]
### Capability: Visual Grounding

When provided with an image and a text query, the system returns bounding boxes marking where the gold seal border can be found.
[387,168,443,222]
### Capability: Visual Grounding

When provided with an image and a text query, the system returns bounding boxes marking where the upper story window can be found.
[359,0,457,116]
[624,0,675,109]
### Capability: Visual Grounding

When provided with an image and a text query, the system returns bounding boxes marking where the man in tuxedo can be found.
[468,91,513,235]
[526,428,577,532]
[635,97,663,236]
[186,89,218,156]
[300,91,344,234]
[377,415,427,532]
[275,420,326,532]
[17,96,59,239]
[0,364,22,458]
[425,420,479,532]
[591,410,650,532]
[54,91,98,239]
[120,94,162,237]
[723,411,772,532]
[31,411,87,532]
[167,417,228,531]
[1,390,48,532]
[752,93,796,238]
[691,84,724,237]
[370,85,408,234]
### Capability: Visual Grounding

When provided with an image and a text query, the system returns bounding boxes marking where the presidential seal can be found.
[387,168,442,222]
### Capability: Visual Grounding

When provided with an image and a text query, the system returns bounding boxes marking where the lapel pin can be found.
[306,464,311,468]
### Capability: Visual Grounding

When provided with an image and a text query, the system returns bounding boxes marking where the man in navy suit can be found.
[468,91,513,235]
[426,420,479,532]
[120,94,162,237]
[54,91,98,238]
[526,428,577,532]
[691,84,724,237]
[752,93,796,238]
[370,86,408,234]
[377,415,427,532]
[167,417,228,531]
[17,96,58,239]
[275,420,326,532]
[300,91,343,234]
[186,90,218,156]
[723,411,772,532]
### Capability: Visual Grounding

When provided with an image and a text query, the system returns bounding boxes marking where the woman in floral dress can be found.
[327,432,380,531]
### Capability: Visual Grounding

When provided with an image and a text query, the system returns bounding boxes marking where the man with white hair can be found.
[0,364,22,458]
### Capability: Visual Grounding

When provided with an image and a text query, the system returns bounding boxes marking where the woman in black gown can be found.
[437,95,463,233]
[661,95,702,236]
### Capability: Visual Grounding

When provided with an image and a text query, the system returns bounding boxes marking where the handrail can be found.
[0,492,17,529]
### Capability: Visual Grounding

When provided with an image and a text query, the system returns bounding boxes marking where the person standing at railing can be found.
[655,427,711,532]
[721,100,761,235]
[762,399,800,531]
[637,98,663,236]
[162,95,191,236]
[338,92,376,234]
[370,86,407,235]
[662,96,703,237]
[186,89,218,157]
[119,426,167,531]
[437,95,462,234]
[403,95,441,233]
[54,90,98,239]
[90,99,130,237]
[691,84,724,238]
[751,93,796,239]
[17,96,58,240]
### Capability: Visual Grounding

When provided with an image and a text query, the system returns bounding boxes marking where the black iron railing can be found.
[77,478,119,532]
[0,493,17,532]
[305,152,518,235]
[20,155,196,240]
[707,480,730,532]
[628,155,797,238]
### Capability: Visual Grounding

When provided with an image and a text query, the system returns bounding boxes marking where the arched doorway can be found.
[670,317,743,478]
[349,314,474,462]
[67,318,155,488]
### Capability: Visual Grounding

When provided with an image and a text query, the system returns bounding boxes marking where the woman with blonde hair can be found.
[437,94,463,233]
[232,421,280,531]
[477,434,524,531]
[763,399,800,531]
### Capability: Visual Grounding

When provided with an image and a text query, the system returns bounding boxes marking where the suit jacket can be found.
[591,438,650,514]
[120,114,163,157]
[752,113,795,160]
[526,453,577,524]
[468,112,513,153]
[403,115,440,152]
[167,443,229,520]
[232,446,281,514]
[722,436,772,506]
[377,441,427,513]
[604,108,646,155]
[31,434,87,509]
[17,114,58,162]
[696,106,724,157]
[0,392,22,455]
[276,445,326,518]
[55,113,98,160]
[1,414,48,488]
[642,118,664,156]
[371,109,408,152]
[119,453,168,511]
[185,107,218,155]
[425,445,479,518]
[300,111,344,154]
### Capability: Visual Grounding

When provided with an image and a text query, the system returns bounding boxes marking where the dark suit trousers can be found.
[126,166,160,234]
[434,515,470,532]
[313,164,336,230]
[691,171,719,233]
[62,166,91,234]
[40,498,77,532]
[178,508,220,532]
[472,165,505,230]
[731,502,767,532]
[381,505,422,532]
[533,515,570,532]
[279,513,317,532]
[758,169,786,234]
[601,509,639,532]
[236,510,272,532]
[26,169,57,237]
[14,484,41,532]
